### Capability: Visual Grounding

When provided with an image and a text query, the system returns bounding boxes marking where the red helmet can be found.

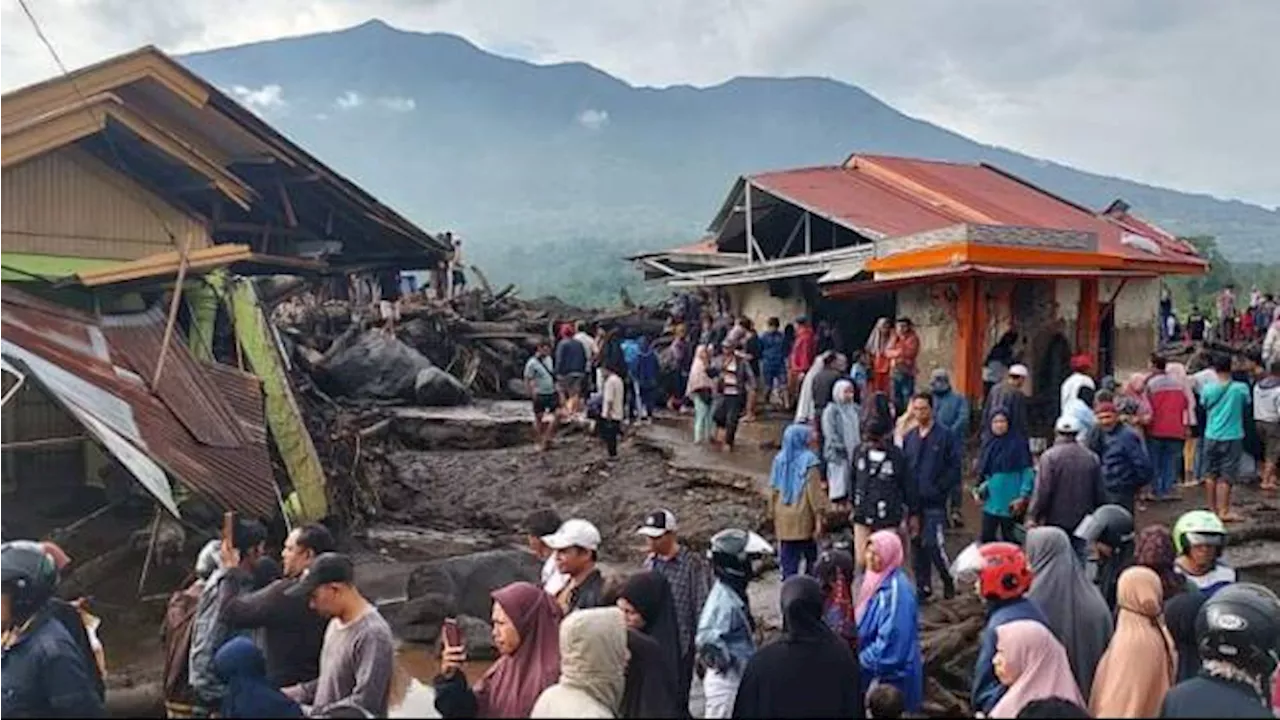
[977,542,1033,601]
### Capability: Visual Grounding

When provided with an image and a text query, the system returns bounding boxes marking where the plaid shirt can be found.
[645,545,712,658]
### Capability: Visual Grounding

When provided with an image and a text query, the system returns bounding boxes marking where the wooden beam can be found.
[1,435,89,451]
[277,178,298,228]
[214,222,319,240]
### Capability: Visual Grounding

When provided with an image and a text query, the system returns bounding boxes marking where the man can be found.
[982,363,1030,440]
[1060,354,1096,418]
[525,509,569,596]
[758,317,788,407]
[284,554,395,717]
[1147,354,1191,501]
[1172,510,1237,597]
[1217,284,1237,342]
[1,540,105,718]
[1186,305,1208,343]
[1159,583,1280,719]
[1255,359,1280,492]
[1074,504,1134,610]
[222,523,335,687]
[554,326,588,417]
[929,369,970,527]
[541,518,605,614]
[811,352,847,417]
[884,317,921,414]
[448,236,466,297]
[574,322,600,393]
[1199,352,1252,522]
[523,340,558,451]
[788,316,817,407]
[162,541,220,719]
[966,543,1048,715]
[851,416,917,572]
[902,393,960,600]
[189,518,267,707]
[1264,308,1280,368]
[711,341,753,451]
[1028,416,1105,561]
[1085,400,1153,514]
[599,363,625,458]
[640,509,713,712]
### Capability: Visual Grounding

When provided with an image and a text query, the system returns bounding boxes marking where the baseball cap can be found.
[1055,415,1082,435]
[286,552,354,598]
[1008,364,1029,378]
[541,519,601,551]
[637,510,678,538]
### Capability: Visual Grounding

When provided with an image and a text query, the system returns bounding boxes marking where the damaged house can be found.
[635,154,1207,428]
[0,46,448,569]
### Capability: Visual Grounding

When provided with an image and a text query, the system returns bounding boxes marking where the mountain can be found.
[180,19,1279,302]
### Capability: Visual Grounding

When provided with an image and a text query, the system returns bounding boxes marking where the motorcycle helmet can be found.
[975,542,1033,602]
[1073,504,1134,549]
[2,540,59,622]
[707,528,771,582]
[1173,510,1227,557]
[1196,582,1280,676]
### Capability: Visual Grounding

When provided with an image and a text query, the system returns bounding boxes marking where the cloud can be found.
[227,83,285,115]
[378,95,416,112]
[576,108,608,130]
[335,90,364,109]
[0,0,1274,206]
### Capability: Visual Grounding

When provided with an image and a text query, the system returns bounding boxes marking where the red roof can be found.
[740,154,1205,269]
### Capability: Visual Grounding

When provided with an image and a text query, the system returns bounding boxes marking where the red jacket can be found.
[885,331,920,377]
[789,326,817,373]
[1145,370,1189,439]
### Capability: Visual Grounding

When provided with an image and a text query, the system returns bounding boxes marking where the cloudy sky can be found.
[3,0,1277,207]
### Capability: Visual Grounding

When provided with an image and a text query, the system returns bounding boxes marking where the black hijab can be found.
[731,576,864,719]
[619,572,682,676]
[619,628,683,719]
[1164,590,1207,682]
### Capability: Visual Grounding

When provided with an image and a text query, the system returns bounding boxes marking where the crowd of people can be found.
[1172,285,1280,351]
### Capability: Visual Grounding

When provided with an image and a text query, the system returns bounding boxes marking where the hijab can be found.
[855,530,904,623]
[770,424,819,506]
[687,344,714,394]
[795,352,831,423]
[1163,590,1207,683]
[827,380,862,454]
[1024,527,1113,700]
[213,636,303,718]
[1089,567,1177,719]
[475,582,563,718]
[865,318,891,355]
[978,411,1034,477]
[1134,525,1188,602]
[556,607,629,715]
[618,572,681,679]
[815,548,857,652]
[988,620,1085,719]
[732,576,865,719]
[619,629,681,719]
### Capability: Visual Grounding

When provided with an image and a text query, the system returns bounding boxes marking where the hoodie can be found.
[212,637,303,719]
[531,608,628,719]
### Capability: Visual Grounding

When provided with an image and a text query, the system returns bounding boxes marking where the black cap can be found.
[286,552,354,598]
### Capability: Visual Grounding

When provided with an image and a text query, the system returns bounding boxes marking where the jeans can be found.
[779,540,818,579]
[912,507,953,594]
[692,393,714,443]
[980,513,1019,543]
[1149,437,1184,498]
[893,371,916,416]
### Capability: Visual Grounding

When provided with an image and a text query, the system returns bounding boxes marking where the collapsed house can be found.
[0,46,449,557]
[634,154,1208,429]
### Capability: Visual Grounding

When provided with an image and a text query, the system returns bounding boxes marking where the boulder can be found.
[405,549,540,619]
[321,330,434,400]
[415,367,472,406]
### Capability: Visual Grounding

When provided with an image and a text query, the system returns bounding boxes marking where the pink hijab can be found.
[1166,362,1198,426]
[686,344,715,395]
[473,582,562,718]
[854,530,904,622]
[989,620,1085,719]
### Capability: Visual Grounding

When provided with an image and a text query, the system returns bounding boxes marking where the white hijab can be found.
[794,351,832,423]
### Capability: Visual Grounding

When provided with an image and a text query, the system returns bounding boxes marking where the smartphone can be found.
[222,511,237,545]
[442,618,463,648]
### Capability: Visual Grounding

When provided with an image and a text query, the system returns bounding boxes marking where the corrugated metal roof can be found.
[1,287,278,517]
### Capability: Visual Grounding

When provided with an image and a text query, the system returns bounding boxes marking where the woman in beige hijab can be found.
[1089,566,1177,717]
[531,607,628,719]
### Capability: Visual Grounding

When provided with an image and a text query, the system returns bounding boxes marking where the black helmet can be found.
[1196,583,1280,676]
[2,540,58,621]
[1073,504,1134,549]
[708,529,755,581]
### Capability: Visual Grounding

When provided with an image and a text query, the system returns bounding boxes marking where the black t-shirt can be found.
[1159,674,1273,718]
[1187,314,1207,341]
[852,443,916,529]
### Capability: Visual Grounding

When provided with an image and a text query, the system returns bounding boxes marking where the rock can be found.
[404,549,541,622]
[458,615,498,661]
[321,330,435,400]
[415,367,473,406]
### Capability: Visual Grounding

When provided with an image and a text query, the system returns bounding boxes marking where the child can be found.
[866,682,905,719]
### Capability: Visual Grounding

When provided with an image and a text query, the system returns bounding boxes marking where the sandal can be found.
[1220,512,1244,523]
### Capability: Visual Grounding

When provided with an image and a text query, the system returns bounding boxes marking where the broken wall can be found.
[1104,277,1160,381]
[897,283,955,382]
[725,282,807,330]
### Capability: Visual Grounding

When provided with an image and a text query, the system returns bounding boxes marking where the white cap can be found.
[542,519,602,551]
[1055,415,1082,434]
[1008,364,1030,378]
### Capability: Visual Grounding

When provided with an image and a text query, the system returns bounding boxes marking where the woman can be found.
[988,620,1084,718]
[976,411,1035,543]
[1163,590,1207,683]
[1089,567,1177,718]
[732,576,863,719]
[867,319,893,397]
[435,582,561,719]
[1121,373,1154,430]
[1024,526,1113,700]
[531,607,628,719]
[821,379,861,504]
[814,547,857,654]
[769,424,827,578]
[616,572,682,718]
[687,344,716,444]
[794,351,831,424]
[1134,525,1193,602]
[212,637,303,718]
[855,531,923,713]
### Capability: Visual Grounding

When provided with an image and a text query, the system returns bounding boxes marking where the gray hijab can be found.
[1025,526,1114,700]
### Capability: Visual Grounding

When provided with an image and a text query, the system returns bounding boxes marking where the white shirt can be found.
[1060,372,1096,413]
[542,555,569,596]
[574,332,598,361]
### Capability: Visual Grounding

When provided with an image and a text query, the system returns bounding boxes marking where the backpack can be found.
[586,392,603,420]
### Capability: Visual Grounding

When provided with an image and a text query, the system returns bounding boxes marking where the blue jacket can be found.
[622,340,641,375]
[857,568,924,712]
[1,611,105,718]
[1094,425,1154,495]
[635,348,660,389]
[972,599,1049,713]
[902,424,962,509]
[932,390,970,441]
[695,581,755,674]
[758,331,787,373]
